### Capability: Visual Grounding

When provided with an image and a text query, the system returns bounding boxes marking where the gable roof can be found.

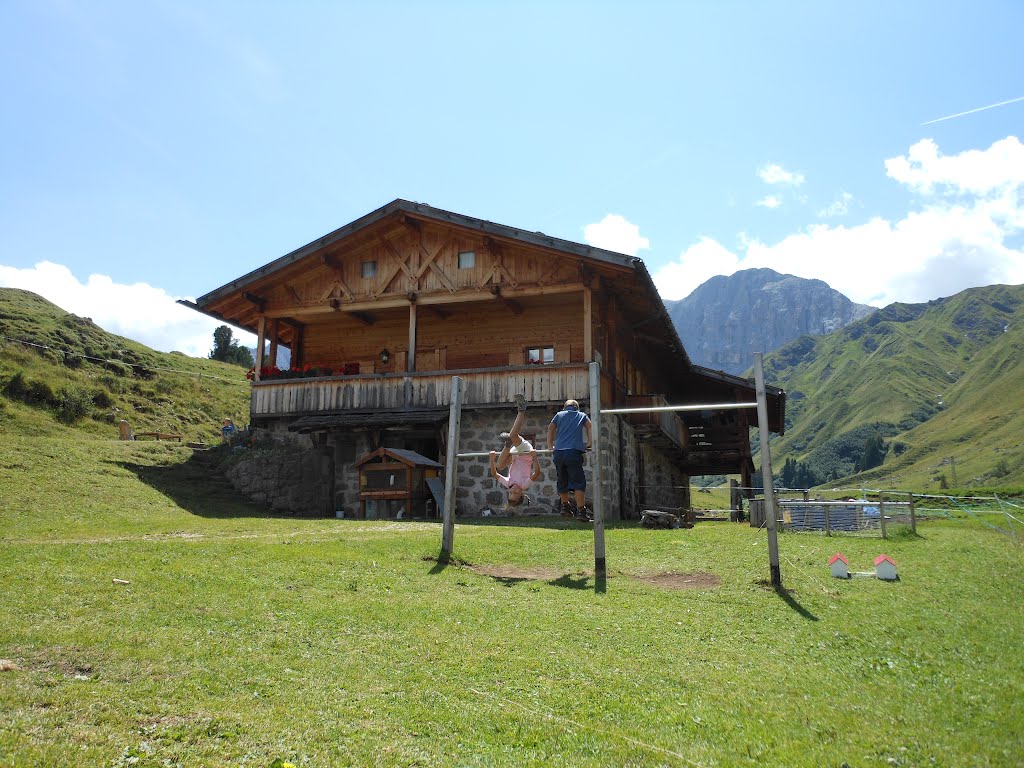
[828,553,849,566]
[354,446,442,469]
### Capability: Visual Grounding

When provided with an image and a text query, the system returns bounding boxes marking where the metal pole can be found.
[589,361,606,577]
[441,376,463,558]
[753,353,782,588]
[909,492,917,534]
[879,498,888,540]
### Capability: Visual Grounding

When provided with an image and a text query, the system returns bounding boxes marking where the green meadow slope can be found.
[763,284,1024,491]
[0,288,250,443]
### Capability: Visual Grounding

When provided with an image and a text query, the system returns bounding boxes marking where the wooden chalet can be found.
[183,199,785,519]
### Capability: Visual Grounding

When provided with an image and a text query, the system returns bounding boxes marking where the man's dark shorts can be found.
[553,449,586,492]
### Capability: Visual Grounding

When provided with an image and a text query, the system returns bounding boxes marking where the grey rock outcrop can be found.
[665,268,874,375]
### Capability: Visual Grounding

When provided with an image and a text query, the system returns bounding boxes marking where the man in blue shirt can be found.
[546,399,593,521]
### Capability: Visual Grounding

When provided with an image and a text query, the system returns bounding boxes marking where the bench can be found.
[134,432,183,442]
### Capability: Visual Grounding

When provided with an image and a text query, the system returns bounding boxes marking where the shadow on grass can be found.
[773,584,819,621]
[108,454,308,520]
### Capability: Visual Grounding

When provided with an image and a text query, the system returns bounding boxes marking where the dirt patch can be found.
[630,571,720,590]
[467,564,569,581]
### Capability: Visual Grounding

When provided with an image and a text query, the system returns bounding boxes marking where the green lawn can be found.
[1,432,1022,767]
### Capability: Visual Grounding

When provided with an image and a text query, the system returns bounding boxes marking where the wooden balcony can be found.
[250,363,592,418]
[622,394,688,453]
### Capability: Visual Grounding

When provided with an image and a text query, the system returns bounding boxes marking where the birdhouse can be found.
[354,447,442,520]
[828,553,850,579]
[874,554,898,581]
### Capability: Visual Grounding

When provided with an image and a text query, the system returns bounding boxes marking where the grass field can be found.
[2,430,1023,767]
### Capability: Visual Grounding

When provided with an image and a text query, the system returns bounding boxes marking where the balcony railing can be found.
[621,394,689,452]
[250,363,592,418]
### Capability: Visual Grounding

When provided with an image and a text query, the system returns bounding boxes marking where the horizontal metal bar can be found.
[455,449,557,459]
[601,402,757,415]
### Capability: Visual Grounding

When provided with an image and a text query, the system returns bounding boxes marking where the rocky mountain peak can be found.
[665,268,874,375]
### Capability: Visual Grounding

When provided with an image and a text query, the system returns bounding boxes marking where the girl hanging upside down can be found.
[489,394,542,509]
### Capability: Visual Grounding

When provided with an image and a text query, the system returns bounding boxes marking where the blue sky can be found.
[1,1,1022,356]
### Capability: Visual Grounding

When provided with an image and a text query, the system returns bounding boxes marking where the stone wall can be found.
[225,406,689,520]
[222,430,329,514]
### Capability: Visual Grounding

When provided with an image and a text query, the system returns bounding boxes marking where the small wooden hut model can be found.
[354,447,441,520]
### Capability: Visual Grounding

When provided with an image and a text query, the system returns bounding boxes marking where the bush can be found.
[55,386,93,424]
[92,389,114,408]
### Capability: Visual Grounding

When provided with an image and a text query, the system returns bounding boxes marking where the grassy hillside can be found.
[763,284,1024,491]
[0,288,250,443]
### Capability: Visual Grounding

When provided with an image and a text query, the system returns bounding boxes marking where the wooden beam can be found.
[489,285,523,315]
[268,319,279,368]
[260,282,587,318]
[243,292,266,313]
[407,301,418,373]
[254,316,266,379]
[583,285,593,361]
[414,240,457,293]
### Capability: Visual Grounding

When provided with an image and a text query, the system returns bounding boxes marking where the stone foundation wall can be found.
[638,442,690,514]
[230,407,689,520]
[222,430,328,514]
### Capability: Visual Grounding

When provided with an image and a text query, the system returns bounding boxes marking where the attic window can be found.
[527,346,555,365]
[361,261,377,279]
[457,251,475,269]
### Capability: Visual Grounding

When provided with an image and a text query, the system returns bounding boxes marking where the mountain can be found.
[762,283,1024,491]
[0,288,251,442]
[666,268,875,375]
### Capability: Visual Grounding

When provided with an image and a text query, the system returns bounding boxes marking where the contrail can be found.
[921,95,1024,125]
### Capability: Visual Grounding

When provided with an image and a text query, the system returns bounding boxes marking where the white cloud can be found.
[885,136,1024,196]
[582,214,651,256]
[0,262,254,357]
[651,237,742,301]
[758,163,805,186]
[756,195,782,209]
[654,136,1024,306]
[817,191,854,218]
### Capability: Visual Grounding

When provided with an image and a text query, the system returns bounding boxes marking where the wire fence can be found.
[745,486,1023,541]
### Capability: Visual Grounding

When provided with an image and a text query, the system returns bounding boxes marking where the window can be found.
[457,250,475,269]
[526,346,555,365]
[361,260,377,279]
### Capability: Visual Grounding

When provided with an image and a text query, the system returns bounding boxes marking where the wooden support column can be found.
[254,316,266,380]
[606,293,619,402]
[291,325,304,369]
[583,286,593,361]
[407,297,418,373]
[268,319,279,369]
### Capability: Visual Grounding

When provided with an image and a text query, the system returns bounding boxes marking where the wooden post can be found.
[407,300,418,373]
[909,492,917,534]
[583,286,593,362]
[589,361,606,577]
[754,353,781,588]
[292,325,304,369]
[254,316,266,381]
[268,319,279,369]
[879,498,888,540]
[441,376,463,559]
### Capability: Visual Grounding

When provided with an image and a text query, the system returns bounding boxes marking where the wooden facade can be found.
[184,200,785,516]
